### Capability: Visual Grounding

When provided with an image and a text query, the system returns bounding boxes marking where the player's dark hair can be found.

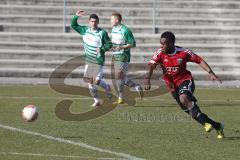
[89,14,99,22]
[161,31,175,44]
[111,12,122,22]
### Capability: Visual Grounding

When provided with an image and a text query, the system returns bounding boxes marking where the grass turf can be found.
[0,85,240,160]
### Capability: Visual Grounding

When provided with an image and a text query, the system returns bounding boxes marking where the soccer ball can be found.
[22,104,39,122]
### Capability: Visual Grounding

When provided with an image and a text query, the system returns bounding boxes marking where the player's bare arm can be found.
[111,44,132,52]
[120,44,133,49]
[199,59,222,83]
[144,64,155,90]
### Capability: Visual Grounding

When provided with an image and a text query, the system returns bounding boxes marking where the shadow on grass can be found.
[201,103,240,107]
[224,136,240,140]
[135,105,176,108]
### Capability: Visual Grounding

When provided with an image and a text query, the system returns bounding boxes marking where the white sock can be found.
[119,92,123,99]
[88,83,99,102]
[94,98,99,103]
[117,79,124,99]
[135,84,141,91]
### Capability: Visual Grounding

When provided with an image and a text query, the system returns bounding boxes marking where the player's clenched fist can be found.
[76,10,85,16]
[144,78,151,90]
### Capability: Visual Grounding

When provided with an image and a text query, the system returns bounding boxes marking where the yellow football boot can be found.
[113,98,125,104]
[204,123,213,132]
[216,123,225,139]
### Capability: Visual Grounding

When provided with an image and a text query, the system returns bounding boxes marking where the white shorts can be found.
[84,63,103,80]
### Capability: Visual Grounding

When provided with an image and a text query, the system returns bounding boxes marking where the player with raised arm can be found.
[110,12,143,104]
[144,31,224,139]
[71,10,113,107]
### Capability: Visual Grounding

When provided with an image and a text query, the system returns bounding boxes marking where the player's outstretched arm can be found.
[71,10,85,27]
[71,10,88,35]
[198,59,222,83]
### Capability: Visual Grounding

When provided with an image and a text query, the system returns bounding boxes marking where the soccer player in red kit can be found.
[144,31,224,139]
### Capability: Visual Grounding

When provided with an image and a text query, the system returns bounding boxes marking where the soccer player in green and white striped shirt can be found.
[110,12,143,104]
[71,10,113,107]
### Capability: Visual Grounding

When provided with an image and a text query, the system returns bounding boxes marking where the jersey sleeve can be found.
[100,30,113,53]
[148,49,162,66]
[123,26,136,47]
[185,49,203,64]
[71,15,88,35]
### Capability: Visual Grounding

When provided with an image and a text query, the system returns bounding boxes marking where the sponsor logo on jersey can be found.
[166,67,179,72]
[177,58,183,65]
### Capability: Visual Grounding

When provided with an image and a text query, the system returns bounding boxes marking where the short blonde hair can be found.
[111,12,122,22]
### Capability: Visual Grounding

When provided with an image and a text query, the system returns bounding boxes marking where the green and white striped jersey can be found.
[111,24,136,62]
[71,15,112,65]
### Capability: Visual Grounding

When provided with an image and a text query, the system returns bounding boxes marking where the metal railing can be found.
[63,0,67,32]
[153,0,157,34]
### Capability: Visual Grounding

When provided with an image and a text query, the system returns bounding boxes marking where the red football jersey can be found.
[149,46,203,90]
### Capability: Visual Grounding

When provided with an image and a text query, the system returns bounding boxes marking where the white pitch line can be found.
[0,124,144,160]
[0,152,121,160]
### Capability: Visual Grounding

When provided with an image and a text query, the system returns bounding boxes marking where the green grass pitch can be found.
[0,85,240,160]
